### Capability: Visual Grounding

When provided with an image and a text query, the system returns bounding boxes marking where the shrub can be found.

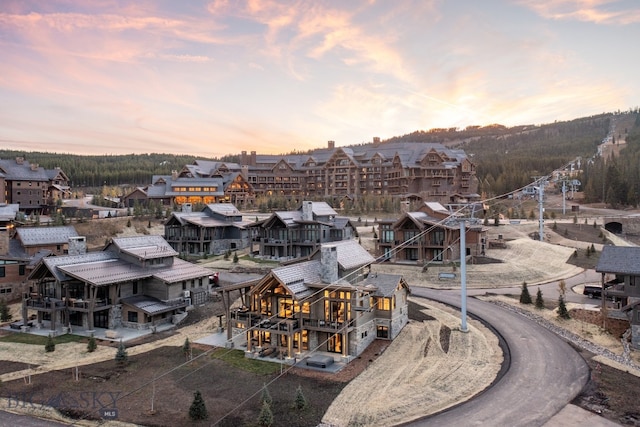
[87,334,97,353]
[519,282,532,304]
[557,295,570,319]
[535,288,545,309]
[189,390,208,421]
[293,385,308,410]
[45,335,55,352]
[115,340,128,364]
[260,383,272,406]
[257,401,273,427]
[233,252,239,263]
[0,300,12,322]
[183,337,192,360]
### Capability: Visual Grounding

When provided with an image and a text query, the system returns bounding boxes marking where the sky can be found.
[1,1,639,158]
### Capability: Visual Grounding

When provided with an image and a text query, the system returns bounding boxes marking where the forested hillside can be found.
[0,152,202,187]
[581,113,640,207]
[388,113,622,197]
[3,110,639,207]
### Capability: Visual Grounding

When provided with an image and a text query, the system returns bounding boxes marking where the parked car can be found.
[583,285,603,299]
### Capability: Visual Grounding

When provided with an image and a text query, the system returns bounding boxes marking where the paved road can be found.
[407,288,590,427]
[0,411,68,426]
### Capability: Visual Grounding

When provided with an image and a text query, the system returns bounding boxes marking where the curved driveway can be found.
[407,288,590,427]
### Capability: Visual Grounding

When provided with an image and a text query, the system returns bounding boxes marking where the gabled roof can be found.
[30,237,211,286]
[270,260,323,300]
[32,252,117,282]
[361,273,409,297]
[109,235,178,260]
[596,246,640,275]
[16,225,78,247]
[0,204,19,222]
[0,158,49,181]
[304,201,337,217]
[204,203,242,217]
[321,240,375,270]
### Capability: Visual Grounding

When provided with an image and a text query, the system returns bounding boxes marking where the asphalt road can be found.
[407,288,590,427]
[0,411,68,426]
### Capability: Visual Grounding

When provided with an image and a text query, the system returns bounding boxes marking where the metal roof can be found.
[0,158,49,181]
[33,236,210,286]
[362,273,405,297]
[121,295,186,315]
[0,204,19,222]
[16,225,79,246]
[596,246,640,275]
[327,240,375,270]
[111,235,178,259]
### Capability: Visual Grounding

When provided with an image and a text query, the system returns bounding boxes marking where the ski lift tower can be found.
[531,177,547,242]
[446,203,483,333]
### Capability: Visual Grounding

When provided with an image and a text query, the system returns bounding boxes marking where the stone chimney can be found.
[0,227,9,256]
[321,245,338,284]
[400,200,410,213]
[182,203,193,213]
[68,236,87,256]
[373,136,381,144]
[241,165,249,180]
[171,170,179,180]
[301,201,314,221]
[30,163,39,171]
[250,151,257,166]
[15,157,24,165]
[241,151,247,165]
[328,140,335,149]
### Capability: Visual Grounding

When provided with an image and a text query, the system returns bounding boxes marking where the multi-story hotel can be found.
[240,138,478,204]
[130,139,478,208]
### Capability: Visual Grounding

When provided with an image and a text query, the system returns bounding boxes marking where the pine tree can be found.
[0,299,12,322]
[257,400,274,427]
[591,243,596,254]
[233,251,239,263]
[182,337,192,360]
[115,340,128,364]
[535,288,545,309]
[519,282,532,304]
[87,334,97,353]
[557,295,570,319]
[189,390,208,421]
[260,383,272,406]
[293,385,308,410]
[45,335,55,353]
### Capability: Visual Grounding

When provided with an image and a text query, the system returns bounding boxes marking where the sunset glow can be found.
[1,0,639,157]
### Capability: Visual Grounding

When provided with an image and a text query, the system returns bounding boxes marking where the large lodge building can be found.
[240,139,479,204]
[127,139,479,209]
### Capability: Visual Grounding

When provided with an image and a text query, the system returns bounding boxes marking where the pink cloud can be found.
[516,0,640,25]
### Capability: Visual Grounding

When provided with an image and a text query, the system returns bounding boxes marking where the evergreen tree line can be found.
[580,113,640,207]
[4,110,639,198]
[470,114,615,197]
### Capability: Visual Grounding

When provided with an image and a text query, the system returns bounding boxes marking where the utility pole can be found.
[460,219,468,332]
[536,179,546,242]
[562,180,566,215]
[447,203,482,333]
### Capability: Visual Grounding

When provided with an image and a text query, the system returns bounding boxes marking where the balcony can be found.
[302,318,351,331]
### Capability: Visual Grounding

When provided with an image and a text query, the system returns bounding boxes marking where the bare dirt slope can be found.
[322,298,502,427]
